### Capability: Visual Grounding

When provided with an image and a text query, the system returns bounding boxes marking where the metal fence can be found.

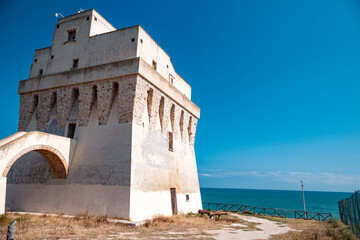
[338,191,360,237]
[203,202,332,222]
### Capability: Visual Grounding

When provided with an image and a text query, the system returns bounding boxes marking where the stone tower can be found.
[3,9,201,221]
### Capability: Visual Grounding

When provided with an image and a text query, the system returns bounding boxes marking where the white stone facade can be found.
[5,9,201,221]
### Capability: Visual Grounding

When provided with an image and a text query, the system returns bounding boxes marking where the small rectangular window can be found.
[72,59,79,69]
[131,38,135,42]
[67,123,76,138]
[169,132,173,152]
[67,29,76,41]
[152,60,157,70]
[186,194,190,202]
[169,75,174,84]
[38,69,43,76]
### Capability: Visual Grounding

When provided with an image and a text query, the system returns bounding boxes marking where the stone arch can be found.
[2,145,68,179]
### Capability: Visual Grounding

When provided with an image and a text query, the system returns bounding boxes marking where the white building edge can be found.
[0,9,202,221]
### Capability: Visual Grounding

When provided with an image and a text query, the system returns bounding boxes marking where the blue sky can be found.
[1,0,359,192]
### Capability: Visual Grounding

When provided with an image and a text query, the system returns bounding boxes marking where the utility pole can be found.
[300,180,307,219]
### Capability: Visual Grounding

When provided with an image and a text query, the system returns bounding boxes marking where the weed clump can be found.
[153,215,171,223]
[73,211,109,227]
[96,215,108,224]
[325,218,356,240]
[242,209,255,215]
[143,215,171,228]
[186,212,195,217]
[0,212,9,226]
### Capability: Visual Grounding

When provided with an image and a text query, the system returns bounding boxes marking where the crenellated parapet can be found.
[18,76,198,146]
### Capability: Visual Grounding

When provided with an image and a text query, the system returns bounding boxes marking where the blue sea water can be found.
[200,188,353,219]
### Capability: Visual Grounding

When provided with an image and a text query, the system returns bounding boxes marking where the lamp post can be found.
[300,180,307,219]
[55,13,64,18]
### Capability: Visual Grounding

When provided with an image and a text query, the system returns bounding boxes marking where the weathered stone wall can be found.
[133,77,200,186]
[128,76,201,220]
[18,76,198,145]
[18,94,38,132]
[14,75,198,186]
[132,75,198,145]
[9,73,201,220]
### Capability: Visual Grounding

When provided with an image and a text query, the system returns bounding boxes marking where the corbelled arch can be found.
[2,144,68,179]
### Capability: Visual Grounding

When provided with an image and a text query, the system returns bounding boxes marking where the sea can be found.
[200,188,353,219]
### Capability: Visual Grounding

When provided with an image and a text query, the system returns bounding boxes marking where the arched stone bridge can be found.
[0,131,76,214]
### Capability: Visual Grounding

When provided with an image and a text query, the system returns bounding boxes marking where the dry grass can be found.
[0,212,134,239]
[1,211,356,239]
[252,215,357,240]
[141,212,247,230]
[0,212,246,239]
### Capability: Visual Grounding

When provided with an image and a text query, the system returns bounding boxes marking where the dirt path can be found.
[206,213,296,240]
[106,213,296,239]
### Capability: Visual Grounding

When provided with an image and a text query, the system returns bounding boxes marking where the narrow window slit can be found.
[72,59,79,69]
[67,123,76,138]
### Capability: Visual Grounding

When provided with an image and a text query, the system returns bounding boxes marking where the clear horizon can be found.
[1,0,359,192]
[199,186,355,194]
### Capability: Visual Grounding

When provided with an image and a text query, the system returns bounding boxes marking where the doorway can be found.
[170,188,178,215]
